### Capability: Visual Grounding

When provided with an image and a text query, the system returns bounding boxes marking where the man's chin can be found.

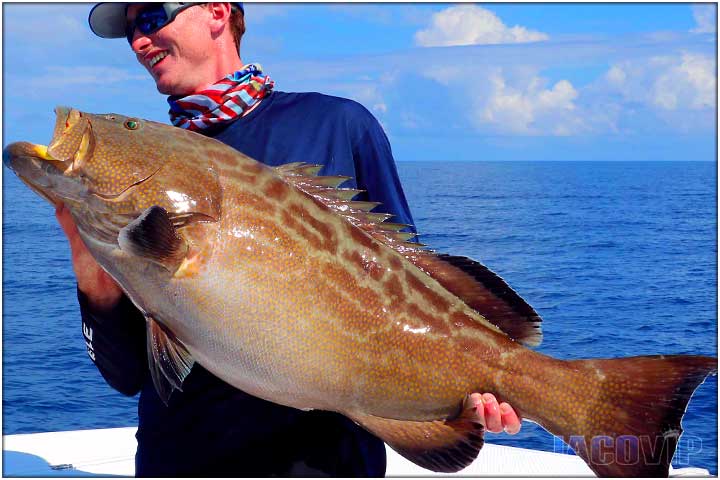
[155,80,195,97]
[156,82,180,97]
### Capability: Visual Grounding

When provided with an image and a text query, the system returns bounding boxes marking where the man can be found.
[56,3,522,476]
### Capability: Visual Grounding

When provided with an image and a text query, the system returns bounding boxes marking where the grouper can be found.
[4,107,716,477]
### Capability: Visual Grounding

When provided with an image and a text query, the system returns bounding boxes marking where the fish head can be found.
[3,106,222,236]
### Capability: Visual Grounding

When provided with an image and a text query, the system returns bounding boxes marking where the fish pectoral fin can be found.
[146,315,195,406]
[347,399,485,473]
[118,206,188,272]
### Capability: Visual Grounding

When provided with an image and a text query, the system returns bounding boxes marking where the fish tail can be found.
[548,355,716,477]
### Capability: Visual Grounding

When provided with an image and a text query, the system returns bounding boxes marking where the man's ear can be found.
[207,2,234,34]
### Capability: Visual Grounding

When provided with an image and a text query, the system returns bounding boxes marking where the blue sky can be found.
[2,3,717,161]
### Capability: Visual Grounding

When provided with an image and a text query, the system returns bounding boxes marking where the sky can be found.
[1,2,717,161]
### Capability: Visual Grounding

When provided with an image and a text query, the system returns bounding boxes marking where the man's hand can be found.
[55,203,123,311]
[470,393,521,434]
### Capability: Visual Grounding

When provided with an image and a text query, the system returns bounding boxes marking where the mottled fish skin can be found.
[4,107,716,477]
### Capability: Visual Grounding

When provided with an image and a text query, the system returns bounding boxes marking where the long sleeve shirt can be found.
[79,91,416,477]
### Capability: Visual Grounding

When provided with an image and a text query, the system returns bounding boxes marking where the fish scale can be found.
[3,106,716,477]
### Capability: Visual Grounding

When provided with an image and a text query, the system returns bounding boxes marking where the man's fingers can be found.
[55,203,92,258]
[55,203,81,245]
[482,393,502,433]
[500,402,521,435]
[53,203,124,310]
[470,392,523,435]
[469,393,485,426]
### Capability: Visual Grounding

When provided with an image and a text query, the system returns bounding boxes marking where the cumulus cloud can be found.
[653,53,715,110]
[473,72,582,135]
[414,5,549,47]
[691,4,716,33]
[602,52,716,112]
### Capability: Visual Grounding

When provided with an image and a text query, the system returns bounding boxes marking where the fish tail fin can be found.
[551,355,716,477]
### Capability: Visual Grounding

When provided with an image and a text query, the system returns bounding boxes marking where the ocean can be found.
[3,160,717,473]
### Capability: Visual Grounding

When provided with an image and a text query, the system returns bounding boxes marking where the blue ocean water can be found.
[3,161,717,473]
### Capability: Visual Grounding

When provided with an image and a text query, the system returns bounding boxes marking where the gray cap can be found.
[88,3,244,39]
[88,3,130,39]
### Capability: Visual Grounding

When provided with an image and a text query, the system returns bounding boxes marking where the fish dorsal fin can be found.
[273,162,540,345]
[274,163,423,244]
[146,316,195,406]
[407,252,543,347]
[347,395,485,473]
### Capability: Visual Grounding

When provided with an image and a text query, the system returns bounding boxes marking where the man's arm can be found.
[57,204,148,396]
[350,108,522,435]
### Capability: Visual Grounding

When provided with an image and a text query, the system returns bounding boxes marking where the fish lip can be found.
[3,142,64,172]
[4,108,97,205]
[3,141,83,204]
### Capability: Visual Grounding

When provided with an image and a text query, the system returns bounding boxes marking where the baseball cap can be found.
[88,2,244,39]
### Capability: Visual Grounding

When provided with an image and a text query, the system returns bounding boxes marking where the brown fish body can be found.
[89,144,525,419]
[3,107,716,477]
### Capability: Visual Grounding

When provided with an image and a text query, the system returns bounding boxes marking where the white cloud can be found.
[475,72,582,135]
[606,65,627,86]
[691,4,716,33]
[602,53,716,112]
[414,5,549,47]
[652,53,715,110]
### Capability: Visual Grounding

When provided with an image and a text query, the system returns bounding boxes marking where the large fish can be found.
[4,107,716,477]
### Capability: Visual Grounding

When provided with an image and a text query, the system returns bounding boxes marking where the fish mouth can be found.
[3,106,95,205]
[3,140,92,206]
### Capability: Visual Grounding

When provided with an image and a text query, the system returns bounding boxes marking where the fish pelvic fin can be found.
[118,206,188,273]
[347,396,485,473]
[146,316,195,406]
[549,355,716,477]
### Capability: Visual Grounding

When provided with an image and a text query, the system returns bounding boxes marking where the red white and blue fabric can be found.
[167,64,274,131]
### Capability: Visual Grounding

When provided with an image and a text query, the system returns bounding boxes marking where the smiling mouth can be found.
[149,51,169,68]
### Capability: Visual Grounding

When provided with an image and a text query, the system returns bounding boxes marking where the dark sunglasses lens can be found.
[137,6,170,34]
[126,5,170,42]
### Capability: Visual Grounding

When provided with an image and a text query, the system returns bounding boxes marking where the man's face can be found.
[127,3,217,96]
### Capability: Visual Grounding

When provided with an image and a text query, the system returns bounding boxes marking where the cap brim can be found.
[88,3,130,39]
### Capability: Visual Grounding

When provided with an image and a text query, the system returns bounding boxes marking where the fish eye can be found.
[124,119,141,130]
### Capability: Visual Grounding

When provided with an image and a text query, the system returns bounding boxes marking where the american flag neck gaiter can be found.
[167,63,274,132]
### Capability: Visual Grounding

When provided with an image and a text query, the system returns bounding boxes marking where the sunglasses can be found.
[125,3,197,44]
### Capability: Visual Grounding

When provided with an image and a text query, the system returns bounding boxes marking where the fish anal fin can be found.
[118,206,188,273]
[348,398,485,473]
[409,252,543,347]
[146,316,195,406]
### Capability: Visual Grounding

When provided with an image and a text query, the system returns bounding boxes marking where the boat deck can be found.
[2,427,710,477]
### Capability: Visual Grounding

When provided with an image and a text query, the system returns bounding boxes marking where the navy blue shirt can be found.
[79,91,415,477]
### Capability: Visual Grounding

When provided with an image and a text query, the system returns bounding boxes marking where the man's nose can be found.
[130,30,151,54]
